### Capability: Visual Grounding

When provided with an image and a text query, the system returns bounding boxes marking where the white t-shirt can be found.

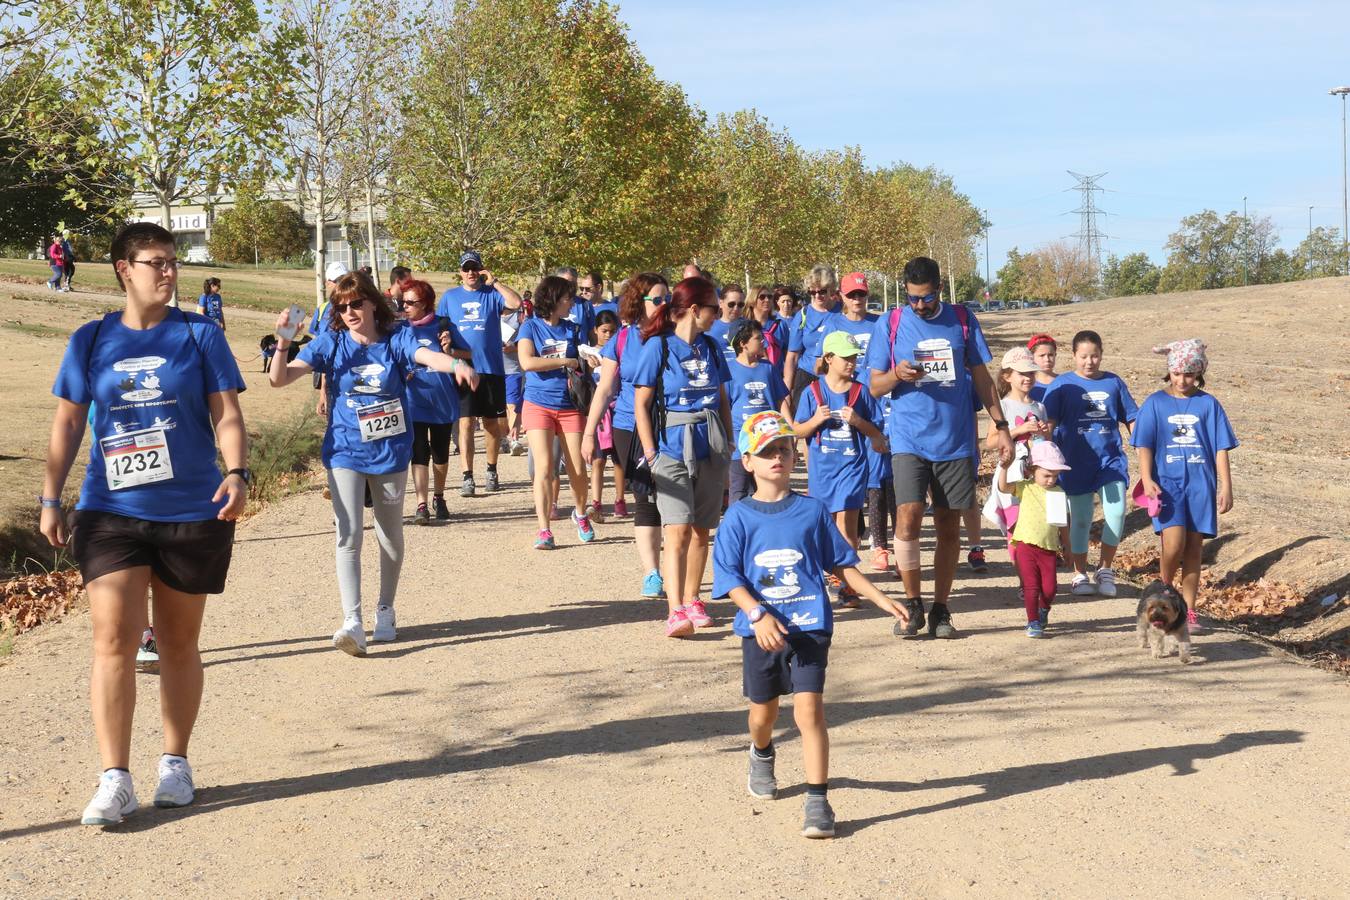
[500,309,523,375]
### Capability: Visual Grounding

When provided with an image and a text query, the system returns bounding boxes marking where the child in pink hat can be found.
[997,441,1071,637]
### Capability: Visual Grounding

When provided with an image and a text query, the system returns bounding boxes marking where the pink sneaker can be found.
[1186,608,1204,633]
[685,599,714,628]
[665,608,694,638]
[589,500,606,523]
[613,498,628,518]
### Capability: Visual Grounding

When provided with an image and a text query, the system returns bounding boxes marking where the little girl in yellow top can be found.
[998,441,1072,638]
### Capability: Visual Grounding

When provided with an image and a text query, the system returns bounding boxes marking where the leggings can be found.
[867,481,896,550]
[1068,480,1127,554]
[48,264,63,288]
[610,427,661,527]
[1014,542,1057,621]
[328,467,407,621]
[411,421,454,467]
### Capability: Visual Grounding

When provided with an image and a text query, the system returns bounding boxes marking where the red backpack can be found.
[886,303,970,369]
[762,319,784,367]
[807,378,864,444]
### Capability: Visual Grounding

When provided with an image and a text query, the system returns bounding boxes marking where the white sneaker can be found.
[81,769,138,826]
[1071,574,1096,596]
[332,617,367,657]
[1094,567,1118,597]
[153,755,194,808]
[372,605,396,642]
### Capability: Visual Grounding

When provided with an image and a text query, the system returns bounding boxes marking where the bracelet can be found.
[38,495,62,509]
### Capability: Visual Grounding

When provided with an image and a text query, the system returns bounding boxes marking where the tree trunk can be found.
[313,171,328,311]
[743,263,750,294]
[159,193,180,308]
[364,178,378,277]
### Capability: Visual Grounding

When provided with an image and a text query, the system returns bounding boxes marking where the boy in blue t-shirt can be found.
[713,411,907,839]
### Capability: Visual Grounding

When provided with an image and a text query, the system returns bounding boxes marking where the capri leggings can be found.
[328,467,407,620]
[411,421,454,467]
[1068,480,1127,554]
[610,427,661,528]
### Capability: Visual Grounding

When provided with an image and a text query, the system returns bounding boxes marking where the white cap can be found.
[324,261,350,283]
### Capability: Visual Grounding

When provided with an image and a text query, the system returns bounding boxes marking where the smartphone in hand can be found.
[277,304,305,340]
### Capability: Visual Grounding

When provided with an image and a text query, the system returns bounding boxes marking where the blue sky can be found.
[618,0,1350,274]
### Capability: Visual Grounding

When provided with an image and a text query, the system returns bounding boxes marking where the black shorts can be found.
[456,373,507,419]
[742,632,831,702]
[789,367,816,420]
[891,453,976,510]
[70,510,236,595]
[411,421,455,466]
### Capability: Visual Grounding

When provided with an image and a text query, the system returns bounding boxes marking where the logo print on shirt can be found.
[1167,413,1199,445]
[351,363,385,394]
[462,301,483,322]
[745,380,768,407]
[754,547,804,601]
[680,357,711,388]
[1082,390,1110,419]
[113,355,167,401]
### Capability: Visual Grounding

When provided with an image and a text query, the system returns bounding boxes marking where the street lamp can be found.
[1332,86,1350,276]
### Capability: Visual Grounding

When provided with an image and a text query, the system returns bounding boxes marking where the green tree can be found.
[1101,252,1160,296]
[953,270,986,303]
[208,184,309,263]
[1296,226,1348,278]
[995,247,1028,300]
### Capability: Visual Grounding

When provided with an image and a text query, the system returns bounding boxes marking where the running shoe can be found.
[372,605,396,642]
[894,599,925,638]
[153,755,194,808]
[641,570,666,599]
[613,498,628,518]
[572,509,596,543]
[550,503,560,520]
[136,628,159,673]
[460,474,475,497]
[509,439,526,457]
[485,469,500,492]
[1070,574,1096,596]
[665,608,694,638]
[534,529,555,550]
[589,500,606,523]
[332,617,367,657]
[833,588,863,610]
[433,495,450,520]
[927,604,956,639]
[1026,620,1044,638]
[82,769,137,826]
[968,546,988,573]
[801,794,836,839]
[685,599,714,628]
[1187,608,1204,633]
[414,502,430,526]
[747,746,777,799]
[871,547,890,573]
[1038,606,1051,629]
[1094,567,1117,597]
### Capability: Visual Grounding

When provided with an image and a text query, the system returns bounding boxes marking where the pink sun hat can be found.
[1131,479,1162,516]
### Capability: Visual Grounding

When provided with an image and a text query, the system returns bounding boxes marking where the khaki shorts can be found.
[651,452,728,528]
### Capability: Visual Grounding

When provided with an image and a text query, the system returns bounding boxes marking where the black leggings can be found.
[867,481,896,549]
[411,421,454,467]
[610,427,661,527]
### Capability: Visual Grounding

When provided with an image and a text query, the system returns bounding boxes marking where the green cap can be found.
[822,331,862,358]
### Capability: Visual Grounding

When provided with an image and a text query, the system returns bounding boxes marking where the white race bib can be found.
[357,398,407,442]
[101,427,174,490]
[914,346,955,383]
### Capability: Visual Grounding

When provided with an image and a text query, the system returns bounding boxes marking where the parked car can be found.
[1026,299,1046,308]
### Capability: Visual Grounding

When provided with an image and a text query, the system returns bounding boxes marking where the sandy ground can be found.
[1,447,1348,897]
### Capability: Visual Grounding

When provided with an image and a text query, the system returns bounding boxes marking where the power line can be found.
[1066,171,1109,274]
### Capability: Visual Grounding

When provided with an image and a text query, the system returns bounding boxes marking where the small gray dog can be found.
[1136,579,1193,664]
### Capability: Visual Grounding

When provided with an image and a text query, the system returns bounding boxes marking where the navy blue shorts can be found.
[505,372,524,409]
[742,632,831,702]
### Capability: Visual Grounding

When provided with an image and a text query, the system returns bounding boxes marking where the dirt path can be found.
[1,448,1347,897]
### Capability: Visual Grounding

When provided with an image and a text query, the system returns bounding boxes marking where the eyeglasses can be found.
[334,299,368,314]
[906,292,939,305]
[128,257,181,273]
[807,288,830,297]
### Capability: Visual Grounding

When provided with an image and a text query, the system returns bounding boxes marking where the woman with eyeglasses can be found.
[706,283,747,367]
[750,285,788,384]
[783,266,841,416]
[633,277,733,637]
[41,223,249,825]
[399,279,474,525]
[582,273,669,598]
[269,273,478,657]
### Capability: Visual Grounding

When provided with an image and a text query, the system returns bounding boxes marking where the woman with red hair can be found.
[633,277,732,637]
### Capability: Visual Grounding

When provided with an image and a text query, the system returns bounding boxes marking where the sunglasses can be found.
[460,266,482,274]
[644,294,667,304]
[724,301,742,308]
[578,286,594,293]
[756,295,771,302]
[335,299,368,314]
[906,292,939,305]
[807,289,830,297]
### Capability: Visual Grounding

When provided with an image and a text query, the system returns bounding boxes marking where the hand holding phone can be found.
[276,304,305,341]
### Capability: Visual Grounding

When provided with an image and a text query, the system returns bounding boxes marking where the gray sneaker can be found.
[485,469,500,492]
[460,474,475,497]
[801,794,836,839]
[747,747,777,799]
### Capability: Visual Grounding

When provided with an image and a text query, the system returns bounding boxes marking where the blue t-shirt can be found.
[436,285,507,375]
[563,298,595,343]
[822,312,879,385]
[403,319,469,424]
[631,332,730,460]
[1043,371,1139,495]
[299,328,423,474]
[517,317,580,410]
[795,378,878,513]
[863,304,992,461]
[197,293,224,325]
[1130,389,1237,502]
[707,317,744,367]
[309,300,331,336]
[591,300,619,320]
[788,303,841,375]
[52,310,246,522]
[713,492,858,637]
[761,316,790,382]
[600,324,647,431]
[727,359,787,460]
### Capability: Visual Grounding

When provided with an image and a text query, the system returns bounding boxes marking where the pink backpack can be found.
[886,304,970,369]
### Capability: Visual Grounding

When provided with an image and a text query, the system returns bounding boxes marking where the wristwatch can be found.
[747,605,766,624]
[993,419,1010,431]
[227,467,253,485]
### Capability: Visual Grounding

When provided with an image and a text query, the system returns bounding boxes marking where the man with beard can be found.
[866,257,1012,639]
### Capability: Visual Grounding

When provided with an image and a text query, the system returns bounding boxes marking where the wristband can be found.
[38,495,61,509]
[993,420,1010,431]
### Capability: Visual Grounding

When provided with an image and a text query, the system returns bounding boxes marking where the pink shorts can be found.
[521,400,584,435]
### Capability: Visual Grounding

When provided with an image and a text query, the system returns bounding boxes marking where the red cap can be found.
[841,272,868,295]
